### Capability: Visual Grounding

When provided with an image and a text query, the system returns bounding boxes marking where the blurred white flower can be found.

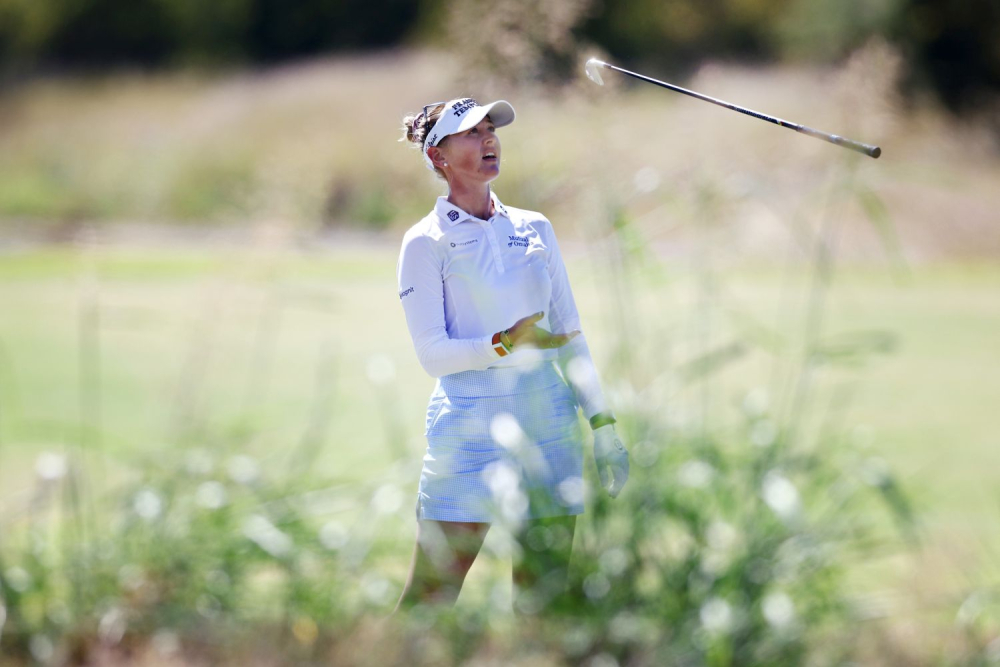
[700,597,733,634]
[118,564,145,591]
[558,476,585,506]
[706,521,738,552]
[584,572,610,600]
[133,489,163,520]
[366,354,395,385]
[742,388,769,417]
[490,413,525,451]
[600,547,629,577]
[565,357,593,390]
[586,653,619,667]
[4,567,31,593]
[632,440,660,468]
[762,591,796,629]
[30,635,54,662]
[750,420,777,447]
[195,481,227,510]
[319,521,349,551]
[762,471,801,520]
[360,572,391,605]
[633,166,661,194]
[35,452,68,482]
[184,449,214,475]
[152,630,181,656]
[957,590,992,627]
[243,515,292,558]
[98,607,126,645]
[371,484,403,515]
[484,462,528,524]
[678,460,714,489]
[227,455,260,485]
[562,626,594,656]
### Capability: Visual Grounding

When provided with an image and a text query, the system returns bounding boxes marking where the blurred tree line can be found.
[0,0,997,112]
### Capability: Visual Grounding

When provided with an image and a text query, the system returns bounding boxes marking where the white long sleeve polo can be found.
[396,191,609,419]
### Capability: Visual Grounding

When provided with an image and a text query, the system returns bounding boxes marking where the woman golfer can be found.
[394,97,629,611]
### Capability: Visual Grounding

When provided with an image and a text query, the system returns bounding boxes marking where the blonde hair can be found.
[400,102,448,179]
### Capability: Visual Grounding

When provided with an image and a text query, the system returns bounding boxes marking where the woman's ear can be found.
[427,146,448,170]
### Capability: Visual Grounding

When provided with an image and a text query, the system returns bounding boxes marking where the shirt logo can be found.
[450,239,478,248]
[508,235,529,248]
[399,286,414,299]
[447,210,460,221]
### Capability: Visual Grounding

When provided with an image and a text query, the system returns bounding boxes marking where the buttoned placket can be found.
[479,215,505,274]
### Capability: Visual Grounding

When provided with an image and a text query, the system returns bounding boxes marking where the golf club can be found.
[585,58,881,159]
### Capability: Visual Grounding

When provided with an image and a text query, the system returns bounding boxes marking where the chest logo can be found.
[450,238,479,248]
[508,235,530,248]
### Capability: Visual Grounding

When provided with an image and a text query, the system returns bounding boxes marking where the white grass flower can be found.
[490,412,525,451]
[30,635,54,662]
[227,455,260,485]
[750,419,777,447]
[35,452,67,482]
[133,489,163,520]
[4,567,30,593]
[371,483,403,515]
[558,476,585,506]
[319,521,349,551]
[243,515,292,558]
[195,481,227,510]
[762,591,796,629]
[584,572,610,600]
[762,471,801,520]
[700,597,733,634]
[633,166,661,194]
[678,460,714,488]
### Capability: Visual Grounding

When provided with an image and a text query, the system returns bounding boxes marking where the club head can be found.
[585,58,605,86]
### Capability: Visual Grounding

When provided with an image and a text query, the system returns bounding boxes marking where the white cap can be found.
[422,97,515,171]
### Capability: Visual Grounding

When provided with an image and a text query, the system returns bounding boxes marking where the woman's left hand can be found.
[593,425,629,498]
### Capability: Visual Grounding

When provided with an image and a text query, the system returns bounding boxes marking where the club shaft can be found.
[599,62,881,159]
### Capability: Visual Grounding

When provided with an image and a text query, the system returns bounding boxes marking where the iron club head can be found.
[585,58,605,86]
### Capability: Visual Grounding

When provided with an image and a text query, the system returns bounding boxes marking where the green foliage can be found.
[0,448,358,663]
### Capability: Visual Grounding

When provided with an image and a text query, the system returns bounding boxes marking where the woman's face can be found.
[435,116,501,186]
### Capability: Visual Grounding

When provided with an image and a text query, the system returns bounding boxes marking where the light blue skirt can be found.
[418,360,585,523]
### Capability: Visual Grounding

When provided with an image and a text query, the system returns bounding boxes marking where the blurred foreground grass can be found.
[1,239,999,663]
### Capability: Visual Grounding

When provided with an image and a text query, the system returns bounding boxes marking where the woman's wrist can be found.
[500,329,513,351]
[491,331,510,356]
[589,411,617,430]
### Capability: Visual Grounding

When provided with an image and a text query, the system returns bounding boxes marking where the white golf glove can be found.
[593,424,629,498]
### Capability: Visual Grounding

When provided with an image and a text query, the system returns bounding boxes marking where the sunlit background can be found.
[1,0,998,664]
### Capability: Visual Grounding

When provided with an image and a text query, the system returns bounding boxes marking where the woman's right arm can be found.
[397,232,504,377]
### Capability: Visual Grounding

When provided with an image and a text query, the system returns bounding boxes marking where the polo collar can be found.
[435,190,511,227]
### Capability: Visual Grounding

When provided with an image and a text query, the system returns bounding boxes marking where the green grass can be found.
[1,245,997,542]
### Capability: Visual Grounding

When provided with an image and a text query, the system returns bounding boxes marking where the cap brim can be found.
[453,100,516,134]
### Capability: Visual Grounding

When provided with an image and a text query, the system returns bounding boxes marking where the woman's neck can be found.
[447,182,493,220]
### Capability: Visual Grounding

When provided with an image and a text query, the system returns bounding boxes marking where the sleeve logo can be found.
[399,286,414,299]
